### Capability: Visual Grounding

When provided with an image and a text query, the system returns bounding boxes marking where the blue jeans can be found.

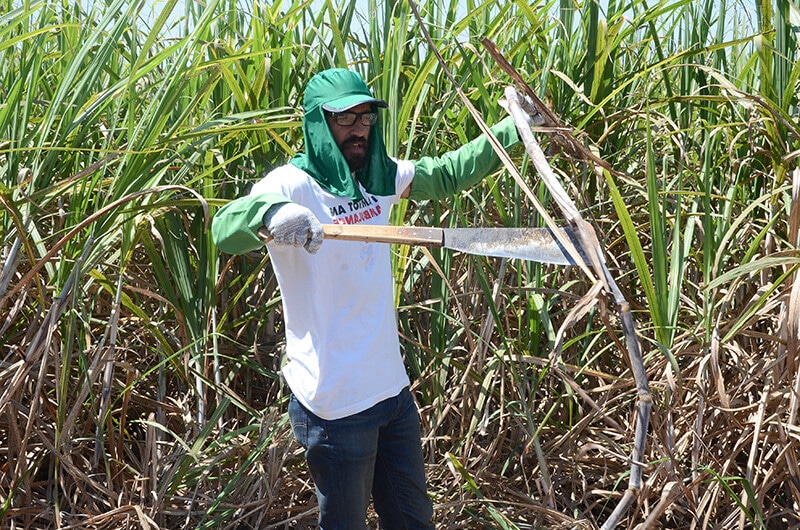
[288,387,435,530]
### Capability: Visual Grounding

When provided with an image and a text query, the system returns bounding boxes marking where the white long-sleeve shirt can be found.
[251,160,416,420]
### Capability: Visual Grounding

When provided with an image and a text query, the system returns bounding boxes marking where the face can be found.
[325,102,374,172]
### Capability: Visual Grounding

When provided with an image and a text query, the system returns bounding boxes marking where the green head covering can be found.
[290,68,397,201]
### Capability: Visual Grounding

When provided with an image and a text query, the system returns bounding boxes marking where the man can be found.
[212,68,521,529]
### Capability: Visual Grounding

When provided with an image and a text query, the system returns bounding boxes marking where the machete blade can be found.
[442,226,579,265]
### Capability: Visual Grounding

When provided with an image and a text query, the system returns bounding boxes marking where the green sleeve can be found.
[408,116,520,202]
[211,192,291,255]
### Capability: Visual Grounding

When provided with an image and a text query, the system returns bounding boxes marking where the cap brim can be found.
[322,96,388,113]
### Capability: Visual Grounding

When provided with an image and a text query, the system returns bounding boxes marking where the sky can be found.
[135,0,774,41]
[137,0,768,31]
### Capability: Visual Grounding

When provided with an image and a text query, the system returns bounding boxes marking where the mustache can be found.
[342,135,368,146]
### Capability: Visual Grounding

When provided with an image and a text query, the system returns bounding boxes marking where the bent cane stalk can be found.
[407,1,652,526]
[505,86,652,530]
[406,0,652,525]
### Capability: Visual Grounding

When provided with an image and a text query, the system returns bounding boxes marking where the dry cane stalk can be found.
[504,86,652,530]
[405,1,652,525]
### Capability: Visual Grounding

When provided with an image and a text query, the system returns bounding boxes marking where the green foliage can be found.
[0,0,798,528]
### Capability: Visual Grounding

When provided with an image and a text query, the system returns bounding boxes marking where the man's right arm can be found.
[211,192,291,255]
[402,116,519,200]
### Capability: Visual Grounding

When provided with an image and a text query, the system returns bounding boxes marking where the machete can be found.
[258,224,581,265]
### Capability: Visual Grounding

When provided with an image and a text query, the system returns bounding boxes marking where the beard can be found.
[341,136,369,172]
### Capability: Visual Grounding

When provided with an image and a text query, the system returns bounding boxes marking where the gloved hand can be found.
[263,202,324,254]
[499,91,546,127]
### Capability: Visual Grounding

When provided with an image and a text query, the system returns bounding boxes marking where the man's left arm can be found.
[402,116,519,200]
[211,192,292,254]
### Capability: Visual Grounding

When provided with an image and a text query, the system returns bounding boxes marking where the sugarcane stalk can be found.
[505,86,652,530]
[406,1,651,525]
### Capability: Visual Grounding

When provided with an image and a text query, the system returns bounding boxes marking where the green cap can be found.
[304,68,388,112]
[290,68,397,201]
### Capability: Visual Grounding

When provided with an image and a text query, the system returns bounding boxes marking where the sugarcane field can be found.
[1,0,799,528]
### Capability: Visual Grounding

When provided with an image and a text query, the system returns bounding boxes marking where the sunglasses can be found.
[325,111,379,127]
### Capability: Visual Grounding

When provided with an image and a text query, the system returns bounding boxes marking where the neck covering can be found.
[290,69,397,201]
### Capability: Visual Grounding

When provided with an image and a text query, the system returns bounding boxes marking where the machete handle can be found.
[257,224,444,247]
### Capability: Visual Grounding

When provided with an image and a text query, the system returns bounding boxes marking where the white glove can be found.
[499,91,546,126]
[518,92,546,126]
[263,202,324,254]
